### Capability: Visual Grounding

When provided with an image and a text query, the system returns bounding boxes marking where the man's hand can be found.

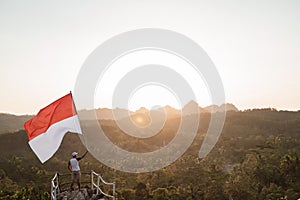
[79,151,88,159]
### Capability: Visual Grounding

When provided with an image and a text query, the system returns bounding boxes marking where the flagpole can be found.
[70,91,88,152]
[70,91,78,114]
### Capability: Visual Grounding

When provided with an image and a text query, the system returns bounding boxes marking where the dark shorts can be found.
[71,171,81,182]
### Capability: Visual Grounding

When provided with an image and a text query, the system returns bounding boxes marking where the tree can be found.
[152,188,168,200]
[135,182,148,200]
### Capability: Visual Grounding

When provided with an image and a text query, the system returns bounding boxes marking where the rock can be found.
[57,188,91,200]
[56,186,110,200]
[87,188,94,197]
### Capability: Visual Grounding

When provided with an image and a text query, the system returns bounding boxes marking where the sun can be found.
[135,116,144,123]
[131,113,150,127]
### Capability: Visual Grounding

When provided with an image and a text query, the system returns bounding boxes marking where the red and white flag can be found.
[24,93,82,163]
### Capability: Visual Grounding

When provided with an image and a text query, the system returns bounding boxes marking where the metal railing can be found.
[51,172,59,200]
[50,170,115,200]
[58,172,91,192]
[91,170,115,200]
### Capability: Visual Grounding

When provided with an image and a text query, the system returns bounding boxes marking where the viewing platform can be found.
[51,170,115,200]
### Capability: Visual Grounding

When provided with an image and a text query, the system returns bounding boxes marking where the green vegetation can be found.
[0,114,32,135]
[0,109,300,199]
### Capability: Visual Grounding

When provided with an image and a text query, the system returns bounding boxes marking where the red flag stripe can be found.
[24,93,76,140]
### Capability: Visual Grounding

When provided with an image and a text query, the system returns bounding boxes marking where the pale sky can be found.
[0,0,299,115]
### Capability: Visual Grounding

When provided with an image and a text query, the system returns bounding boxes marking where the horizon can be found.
[2,102,299,116]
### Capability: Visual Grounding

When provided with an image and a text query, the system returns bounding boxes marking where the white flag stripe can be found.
[29,115,82,163]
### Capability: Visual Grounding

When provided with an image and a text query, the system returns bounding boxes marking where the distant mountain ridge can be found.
[79,102,238,120]
[92,101,239,120]
[203,103,238,113]
[0,103,238,134]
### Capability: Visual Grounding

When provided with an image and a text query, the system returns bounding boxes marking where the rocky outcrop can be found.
[57,187,108,200]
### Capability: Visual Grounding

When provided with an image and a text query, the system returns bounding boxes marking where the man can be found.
[68,151,88,191]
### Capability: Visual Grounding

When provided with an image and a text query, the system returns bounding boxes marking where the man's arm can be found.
[77,151,88,161]
[68,161,72,172]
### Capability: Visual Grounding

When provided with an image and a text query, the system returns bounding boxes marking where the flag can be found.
[24,93,82,163]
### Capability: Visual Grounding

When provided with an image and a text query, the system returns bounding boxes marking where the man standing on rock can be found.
[68,151,88,191]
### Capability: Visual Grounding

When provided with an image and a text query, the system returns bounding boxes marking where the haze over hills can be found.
[0,102,238,135]
[79,102,239,120]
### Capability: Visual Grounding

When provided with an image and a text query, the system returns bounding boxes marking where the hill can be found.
[0,109,299,199]
[0,113,32,134]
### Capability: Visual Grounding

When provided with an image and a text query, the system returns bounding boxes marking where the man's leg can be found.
[70,172,74,191]
[78,181,81,190]
[77,172,81,190]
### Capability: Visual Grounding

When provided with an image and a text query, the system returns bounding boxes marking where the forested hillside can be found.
[0,114,32,134]
[0,109,299,199]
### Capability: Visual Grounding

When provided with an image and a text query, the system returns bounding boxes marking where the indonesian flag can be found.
[24,93,82,163]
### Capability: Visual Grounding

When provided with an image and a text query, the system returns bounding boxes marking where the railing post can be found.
[91,171,94,190]
[51,173,57,200]
[113,182,116,200]
[57,173,60,193]
[54,187,56,200]
[97,176,100,195]
[51,181,53,200]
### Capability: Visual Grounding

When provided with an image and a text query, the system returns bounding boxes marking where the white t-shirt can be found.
[69,158,80,171]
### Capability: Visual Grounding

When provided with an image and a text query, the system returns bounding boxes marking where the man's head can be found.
[72,152,78,158]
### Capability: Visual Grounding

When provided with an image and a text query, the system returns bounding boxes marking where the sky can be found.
[0,0,299,115]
